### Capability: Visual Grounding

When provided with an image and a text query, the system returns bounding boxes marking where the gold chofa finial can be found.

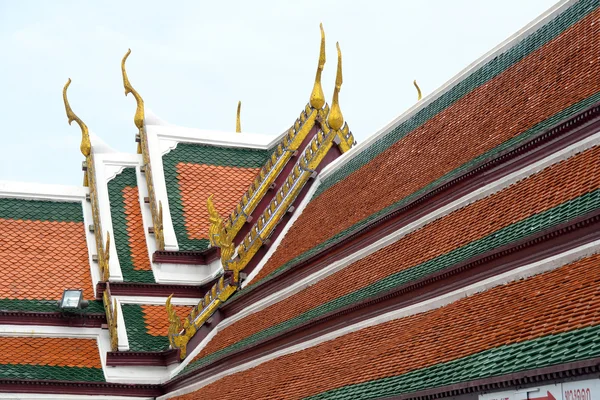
[63,79,91,158]
[414,80,422,101]
[328,42,344,131]
[236,101,242,133]
[309,23,326,109]
[121,49,145,132]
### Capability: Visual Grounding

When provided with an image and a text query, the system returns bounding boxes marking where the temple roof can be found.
[245,0,600,289]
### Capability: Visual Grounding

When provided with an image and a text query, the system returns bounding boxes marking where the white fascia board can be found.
[92,151,143,283]
[153,261,223,285]
[163,238,600,398]
[145,127,178,251]
[180,129,600,375]
[0,180,86,202]
[319,0,575,182]
[114,296,200,305]
[148,124,281,151]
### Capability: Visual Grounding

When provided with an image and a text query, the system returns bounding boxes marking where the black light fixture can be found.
[57,289,89,310]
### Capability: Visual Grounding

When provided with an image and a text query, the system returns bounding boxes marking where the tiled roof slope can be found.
[108,168,154,283]
[0,197,99,312]
[0,337,105,382]
[250,0,600,286]
[122,303,193,352]
[187,142,600,368]
[173,251,600,399]
[162,143,269,251]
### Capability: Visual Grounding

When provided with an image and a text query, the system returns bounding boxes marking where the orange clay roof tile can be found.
[254,6,600,284]
[123,186,152,271]
[177,252,600,399]
[0,219,93,300]
[176,163,260,241]
[0,337,101,368]
[142,304,193,337]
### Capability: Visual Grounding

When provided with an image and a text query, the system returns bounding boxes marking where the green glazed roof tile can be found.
[0,197,83,223]
[306,325,600,399]
[188,188,600,373]
[162,143,270,251]
[122,304,170,352]
[0,364,105,382]
[107,168,155,283]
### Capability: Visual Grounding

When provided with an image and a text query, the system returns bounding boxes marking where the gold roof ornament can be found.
[328,42,344,131]
[207,195,224,247]
[309,23,326,109]
[414,80,422,101]
[121,49,145,146]
[62,79,91,158]
[236,101,242,133]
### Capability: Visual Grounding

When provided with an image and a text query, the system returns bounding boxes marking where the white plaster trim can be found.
[115,298,129,351]
[183,129,600,375]
[147,125,280,151]
[318,0,576,182]
[0,181,86,202]
[145,127,178,251]
[162,238,600,399]
[114,296,200,306]
[92,152,144,283]
[82,190,101,296]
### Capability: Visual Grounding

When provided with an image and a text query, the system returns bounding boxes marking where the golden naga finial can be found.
[414,80,422,101]
[166,294,183,348]
[207,195,224,247]
[62,79,91,158]
[328,42,344,131]
[236,101,242,133]
[121,49,145,132]
[309,23,326,109]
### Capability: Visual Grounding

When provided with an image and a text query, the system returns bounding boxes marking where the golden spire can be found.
[62,79,91,158]
[309,23,326,109]
[413,80,422,101]
[236,101,242,133]
[121,49,145,132]
[327,42,344,131]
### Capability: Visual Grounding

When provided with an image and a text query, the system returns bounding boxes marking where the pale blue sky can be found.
[0,0,557,185]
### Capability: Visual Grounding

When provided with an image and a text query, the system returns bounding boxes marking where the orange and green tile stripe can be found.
[249,0,600,288]
[162,143,270,251]
[187,175,600,371]
[174,252,600,398]
[108,168,155,283]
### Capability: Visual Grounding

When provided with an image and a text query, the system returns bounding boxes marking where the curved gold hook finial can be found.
[63,78,91,158]
[328,42,344,131]
[413,80,422,101]
[121,49,145,131]
[236,101,242,133]
[309,23,326,109]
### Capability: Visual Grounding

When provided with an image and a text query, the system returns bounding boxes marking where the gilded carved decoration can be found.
[121,49,165,251]
[103,291,118,352]
[168,277,236,359]
[236,101,242,133]
[309,23,326,109]
[171,26,356,360]
[414,80,422,101]
[62,79,91,185]
[327,43,344,131]
[63,79,109,280]
[223,24,331,240]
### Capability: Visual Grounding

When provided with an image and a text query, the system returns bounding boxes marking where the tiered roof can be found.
[1,0,600,398]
